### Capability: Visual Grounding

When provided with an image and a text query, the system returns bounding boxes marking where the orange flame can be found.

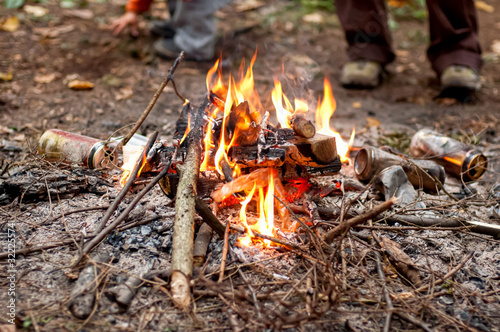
[315,78,354,162]
[179,113,191,145]
[214,78,234,176]
[238,183,257,247]
[119,147,146,187]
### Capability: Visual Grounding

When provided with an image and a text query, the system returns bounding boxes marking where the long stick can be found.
[292,204,500,238]
[323,198,396,244]
[170,99,208,309]
[120,52,185,146]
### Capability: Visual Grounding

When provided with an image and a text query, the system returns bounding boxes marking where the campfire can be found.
[120,51,354,247]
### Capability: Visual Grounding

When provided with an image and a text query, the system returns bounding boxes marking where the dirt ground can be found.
[1,0,500,331]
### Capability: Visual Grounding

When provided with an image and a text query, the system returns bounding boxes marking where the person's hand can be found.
[111,11,139,36]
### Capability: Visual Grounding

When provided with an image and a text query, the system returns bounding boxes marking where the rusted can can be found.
[410,128,487,182]
[38,129,117,168]
[354,146,445,193]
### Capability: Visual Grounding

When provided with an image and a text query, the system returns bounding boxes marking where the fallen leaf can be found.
[68,80,94,90]
[13,133,25,142]
[234,0,265,12]
[491,40,500,55]
[115,86,133,101]
[381,237,422,287]
[63,9,94,20]
[24,5,49,17]
[0,16,20,32]
[475,0,494,13]
[0,70,13,81]
[302,13,324,25]
[0,126,15,134]
[34,73,57,84]
[33,24,75,38]
[352,102,362,108]
[366,117,381,128]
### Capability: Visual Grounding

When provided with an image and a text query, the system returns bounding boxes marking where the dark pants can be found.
[336,0,482,75]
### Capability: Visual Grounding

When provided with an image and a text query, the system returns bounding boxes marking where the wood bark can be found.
[170,99,207,309]
[193,222,213,267]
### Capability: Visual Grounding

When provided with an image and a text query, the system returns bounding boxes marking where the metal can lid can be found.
[464,151,488,181]
[88,142,116,169]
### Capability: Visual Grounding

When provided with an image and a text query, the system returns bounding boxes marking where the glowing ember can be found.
[315,78,354,162]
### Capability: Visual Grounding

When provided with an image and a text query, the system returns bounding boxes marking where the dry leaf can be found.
[64,9,94,20]
[234,0,265,12]
[366,117,381,128]
[475,0,494,13]
[0,16,19,32]
[0,71,13,81]
[302,13,324,25]
[33,24,75,38]
[34,73,57,84]
[115,86,133,101]
[24,5,49,17]
[13,133,25,142]
[68,80,94,90]
[0,126,14,134]
[352,102,362,108]
[381,237,422,287]
[491,40,500,55]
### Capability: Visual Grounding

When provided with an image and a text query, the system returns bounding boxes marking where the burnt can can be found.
[38,129,117,169]
[354,146,445,193]
[410,128,487,182]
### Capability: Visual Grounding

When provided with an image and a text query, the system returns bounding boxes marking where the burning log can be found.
[170,99,208,309]
[290,114,316,138]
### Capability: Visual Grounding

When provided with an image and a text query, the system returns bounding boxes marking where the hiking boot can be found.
[153,38,213,62]
[440,65,481,91]
[150,20,176,38]
[340,60,382,88]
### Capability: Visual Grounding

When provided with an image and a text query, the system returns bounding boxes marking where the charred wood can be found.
[68,254,110,319]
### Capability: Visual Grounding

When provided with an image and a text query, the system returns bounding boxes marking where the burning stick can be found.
[170,99,208,309]
[120,52,185,147]
[257,111,270,164]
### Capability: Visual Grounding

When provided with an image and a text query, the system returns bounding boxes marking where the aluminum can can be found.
[410,128,487,182]
[354,146,445,193]
[38,129,116,168]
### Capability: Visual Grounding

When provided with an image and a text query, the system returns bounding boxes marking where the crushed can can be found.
[38,129,117,169]
[354,146,445,193]
[410,128,487,182]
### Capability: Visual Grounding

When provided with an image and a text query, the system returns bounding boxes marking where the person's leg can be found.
[426,0,482,77]
[336,0,395,65]
[171,0,231,61]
